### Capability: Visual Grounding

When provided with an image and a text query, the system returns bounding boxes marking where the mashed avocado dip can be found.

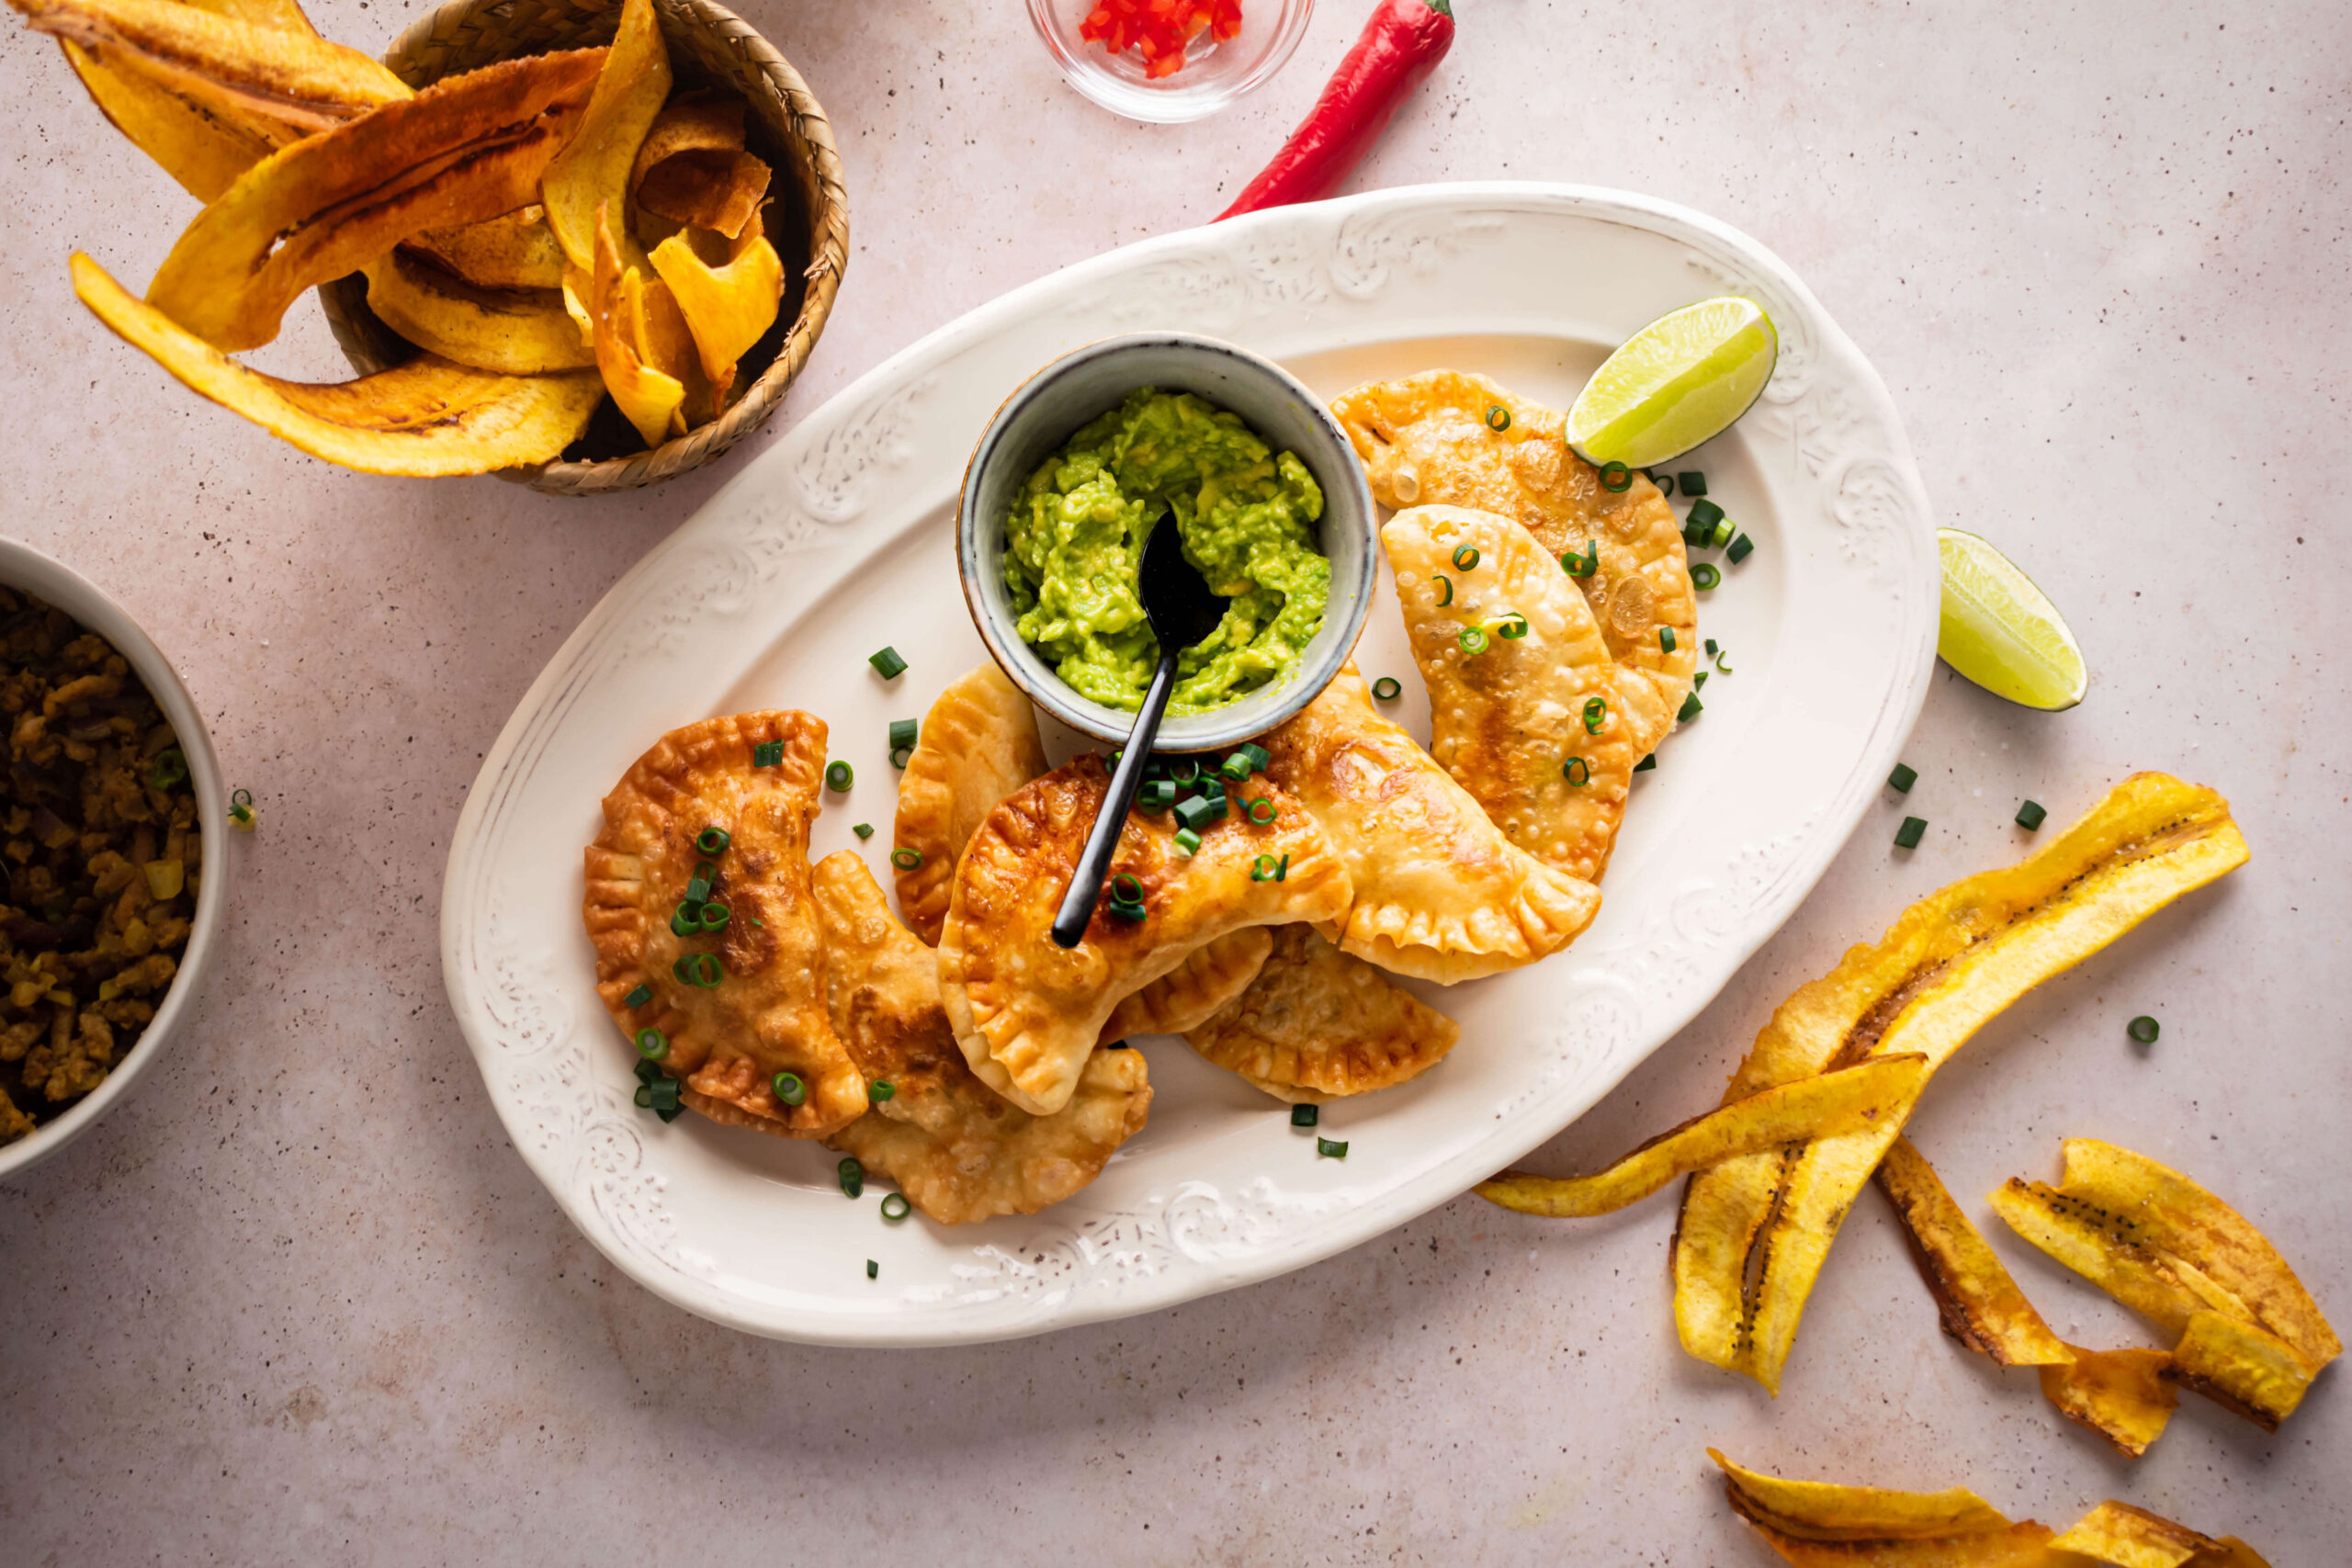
[1002,388,1329,716]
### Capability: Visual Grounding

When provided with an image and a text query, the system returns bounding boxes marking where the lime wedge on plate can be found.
[1937,528,2087,710]
[1566,297,1778,468]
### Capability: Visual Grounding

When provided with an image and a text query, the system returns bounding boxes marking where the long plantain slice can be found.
[1875,1135,2073,1367]
[364,248,594,375]
[74,252,600,475]
[2038,1345,2178,1461]
[539,0,668,274]
[1478,1055,1926,1218]
[143,48,604,351]
[1708,1450,2014,1541]
[1673,774,2250,1393]
[61,40,273,200]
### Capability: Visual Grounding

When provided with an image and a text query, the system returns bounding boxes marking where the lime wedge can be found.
[1937,528,2087,710]
[1566,297,1778,468]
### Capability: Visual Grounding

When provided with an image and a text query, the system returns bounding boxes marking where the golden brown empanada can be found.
[1385,504,1660,882]
[1259,666,1601,984]
[1100,928,1273,1041]
[893,661,1050,944]
[1329,369,1696,730]
[808,852,1151,1224]
[1187,924,1460,1101]
[584,711,865,1139]
[938,755,1351,1115]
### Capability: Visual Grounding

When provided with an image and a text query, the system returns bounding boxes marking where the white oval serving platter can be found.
[441,182,1939,1346]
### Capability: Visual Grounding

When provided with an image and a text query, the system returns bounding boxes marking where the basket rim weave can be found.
[321,0,849,495]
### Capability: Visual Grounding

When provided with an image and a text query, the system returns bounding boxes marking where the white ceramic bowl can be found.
[1026,0,1312,124]
[0,539,225,1182]
[956,333,1375,751]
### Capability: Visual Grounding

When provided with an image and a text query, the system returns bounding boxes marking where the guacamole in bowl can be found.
[1001,388,1329,716]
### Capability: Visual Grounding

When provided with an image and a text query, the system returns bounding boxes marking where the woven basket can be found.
[317,0,849,495]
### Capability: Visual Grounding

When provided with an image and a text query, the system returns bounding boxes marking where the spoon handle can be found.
[1050,648,1181,949]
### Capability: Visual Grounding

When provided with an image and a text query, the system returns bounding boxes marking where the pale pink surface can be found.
[1,0,2346,1562]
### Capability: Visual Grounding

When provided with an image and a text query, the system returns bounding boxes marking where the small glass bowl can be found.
[1027,0,1312,124]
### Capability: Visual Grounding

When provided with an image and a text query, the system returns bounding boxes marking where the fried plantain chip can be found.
[587,206,681,447]
[404,204,567,292]
[636,149,769,240]
[1709,1450,2014,1541]
[539,0,669,274]
[625,266,711,429]
[1875,1135,2072,1367]
[363,247,594,376]
[2164,1310,2319,1432]
[1673,775,2250,1393]
[1478,1055,1928,1218]
[2038,1345,2178,1460]
[73,252,600,475]
[1738,1516,2058,1567]
[60,39,270,200]
[14,0,408,140]
[2049,1501,2222,1568]
[143,48,605,352]
[649,217,780,406]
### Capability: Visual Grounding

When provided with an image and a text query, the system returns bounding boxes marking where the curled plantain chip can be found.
[405,205,568,292]
[1875,1136,2074,1367]
[587,205,682,447]
[1673,774,2250,1393]
[363,248,594,376]
[649,217,781,407]
[1477,1055,1927,1219]
[539,0,669,275]
[73,252,601,475]
[637,149,769,241]
[2038,1345,2178,1461]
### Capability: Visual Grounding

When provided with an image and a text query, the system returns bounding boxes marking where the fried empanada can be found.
[1385,504,1661,882]
[583,711,865,1139]
[1187,924,1460,1101]
[1260,666,1601,984]
[1329,369,1696,732]
[1100,928,1272,1041]
[893,661,1049,944]
[808,852,1150,1224]
[939,755,1351,1116]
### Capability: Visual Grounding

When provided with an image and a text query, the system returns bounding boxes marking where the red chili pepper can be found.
[1216,0,1453,220]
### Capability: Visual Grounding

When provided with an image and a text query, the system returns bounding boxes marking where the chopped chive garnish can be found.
[635,1028,668,1059]
[1486,405,1510,431]
[1894,816,1927,850]
[1564,757,1590,786]
[825,761,854,792]
[1109,873,1145,905]
[838,1156,864,1198]
[2127,1015,2160,1045]
[1248,797,1277,824]
[695,827,729,855]
[1250,853,1281,882]
[1220,751,1254,782]
[1173,795,1216,832]
[868,647,908,679]
[671,904,701,937]
[1317,1137,1349,1159]
[889,746,912,770]
[1459,626,1490,656]
[1704,637,1719,657]
[1495,611,1529,640]
[1583,697,1609,734]
[1452,544,1481,570]
[1139,780,1177,812]
[1678,471,1707,497]
[1693,671,1708,691]
[1659,626,1677,653]
[1562,540,1598,578]
[1372,676,1402,701]
[1686,498,1724,531]
[1238,743,1271,772]
[1598,460,1632,493]
[890,847,923,870]
[228,786,256,829]
[1168,760,1201,786]
[1291,1103,1318,1127]
[1650,469,1675,497]
[1691,563,1721,591]
[1715,650,1734,674]
[698,901,730,931]
[1109,897,1147,921]
[1276,853,1288,881]
[685,864,714,903]
[624,983,653,1009]
[880,1192,911,1222]
[867,1081,896,1104]
[1677,692,1703,723]
[1197,777,1226,804]
[695,953,725,987]
[635,1058,662,1086]
[1173,827,1201,855]
[752,740,784,768]
[1708,517,1736,550]
[1888,763,1918,793]
[1434,573,1453,606]
[1726,533,1755,564]
[2015,800,2047,830]
[888,718,919,751]
[853,822,875,840]
[866,1258,877,1279]
[640,1076,680,1114]
[1633,752,1657,772]
[774,1071,806,1106]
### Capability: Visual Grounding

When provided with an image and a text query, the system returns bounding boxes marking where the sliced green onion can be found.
[1434,573,1453,606]
[868,646,908,680]
[888,718,919,751]
[1109,899,1147,922]
[1678,470,1707,497]
[1238,743,1272,773]
[1704,637,1719,657]
[1678,691,1703,723]
[2015,800,2047,830]
[1686,498,1724,531]
[1173,827,1202,856]
[890,847,923,870]
[635,1058,663,1086]
[671,903,702,938]
[149,747,188,791]
[865,1259,877,1280]
[1708,517,1736,549]
[1633,752,1657,773]
[1277,853,1289,881]
[228,787,255,828]
[880,1192,911,1222]
[1173,795,1216,832]
[1485,405,1510,432]
[1726,533,1755,565]
[1371,676,1402,701]
[774,1071,806,1106]
[636,1028,668,1060]
[853,822,876,840]
[889,746,912,771]
[825,760,854,792]
[2127,1015,2159,1045]
[624,983,653,1009]
[1317,1137,1349,1159]
[1220,751,1253,782]
[1888,763,1918,794]
[1452,544,1481,570]
[1894,816,1927,850]
[1139,780,1177,812]
[1691,563,1722,591]
[1198,776,1227,804]
[1715,650,1734,674]
[696,826,730,855]
[1562,540,1598,579]
[1598,460,1632,493]
[1583,697,1608,734]
[1563,758,1590,786]
[1651,469,1676,496]
[698,901,730,931]
[1250,854,1281,882]
[1459,625,1490,656]
[752,740,784,768]
[671,953,720,987]
[1248,797,1277,825]
[686,863,715,903]
[869,1080,895,1102]
[1693,671,1709,691]
[1659,627,1677,653]
[838,1156,864,1198]
[1290,1103,1318,1127]
[1494,611,1529,640]
[1109,873,1145,905]
[1168,759,1201,786]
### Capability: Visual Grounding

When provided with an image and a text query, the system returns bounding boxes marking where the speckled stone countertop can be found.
[2,0,2345,1561]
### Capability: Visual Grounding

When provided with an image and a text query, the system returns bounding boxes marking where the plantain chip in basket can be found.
[405,205,568,293]
[2038,1345,2178,1461]
[363,248,594,376]
[637,148,769,241]
[73,252,601,475]
[1476,1055,1927,1218]
[539,0,669,275]
[1875,1136,2073,1367]
[649,217,781,407]
[60,39,271,200]
[143,48,605,352]
[12,0,408,141]
[587,206,682,447]
[627,267,712,428]
[1672,774,2251,1393]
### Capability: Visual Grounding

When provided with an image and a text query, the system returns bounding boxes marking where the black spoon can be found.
[1049,518,1231,948]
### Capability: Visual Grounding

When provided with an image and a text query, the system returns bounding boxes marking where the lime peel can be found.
[1936,527,2087,711]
